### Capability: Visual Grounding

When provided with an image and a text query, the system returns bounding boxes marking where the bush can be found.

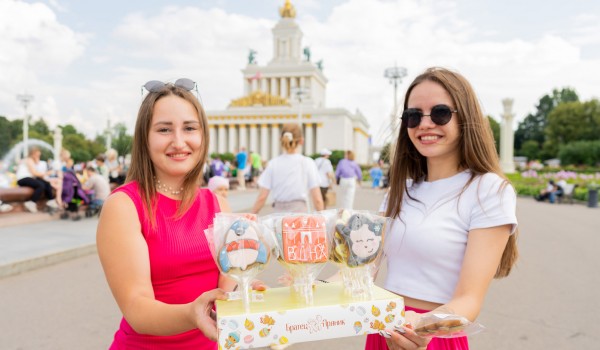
[559,140,600,166]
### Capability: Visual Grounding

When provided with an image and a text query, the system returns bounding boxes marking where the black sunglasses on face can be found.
[401,104,457,128]
[141,78,202,103]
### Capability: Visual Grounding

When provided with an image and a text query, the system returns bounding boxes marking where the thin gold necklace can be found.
[155,178,183,196]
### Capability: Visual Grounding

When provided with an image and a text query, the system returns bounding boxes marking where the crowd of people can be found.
[3,67,519,350]
[0,147,116,220]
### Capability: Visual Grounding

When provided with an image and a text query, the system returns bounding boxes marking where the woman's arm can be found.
[251,187,270,214]
[26,158,45,178]
[385,224,511,349]
[310,187,324,211]
[216,194,232,213]
[97,192,225,337]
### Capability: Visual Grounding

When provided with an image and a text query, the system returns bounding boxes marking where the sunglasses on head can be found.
[401,104,457,128]
[141,78,202,103]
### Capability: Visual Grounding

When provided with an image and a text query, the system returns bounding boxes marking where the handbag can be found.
[326,190,336,207]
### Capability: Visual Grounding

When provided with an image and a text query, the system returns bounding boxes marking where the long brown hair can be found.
[126,83,209,225]
[386,67,518,278]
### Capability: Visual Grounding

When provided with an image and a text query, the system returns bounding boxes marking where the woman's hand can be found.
[251,279,268,291]
[191,289,228,341]
[382,311,430,350]
[383,326,431,350]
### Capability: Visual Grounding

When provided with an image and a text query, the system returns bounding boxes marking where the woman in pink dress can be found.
[97,79,238,349]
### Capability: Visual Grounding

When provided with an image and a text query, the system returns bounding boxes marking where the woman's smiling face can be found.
[406,80,460,164]
[148,94,203,184]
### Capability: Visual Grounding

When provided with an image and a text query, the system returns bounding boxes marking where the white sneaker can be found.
[24,201,38,213]
[0,203,13,213]
[46,199,59,209]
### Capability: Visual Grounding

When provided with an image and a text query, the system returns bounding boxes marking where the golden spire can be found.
[279,0,296,18]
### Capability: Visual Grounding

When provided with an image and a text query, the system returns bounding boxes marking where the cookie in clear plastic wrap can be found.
[280,215,328,264]
[333,211,385,267]
[218,219,268,272]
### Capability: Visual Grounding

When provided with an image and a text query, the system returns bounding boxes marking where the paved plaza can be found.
[0,186,598,349]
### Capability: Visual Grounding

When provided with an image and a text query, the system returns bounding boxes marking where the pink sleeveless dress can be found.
[109,182,220,349]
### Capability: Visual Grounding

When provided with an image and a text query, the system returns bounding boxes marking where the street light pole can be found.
[384,64,407,133]
[291,86,310,154]
[16,93,34,158]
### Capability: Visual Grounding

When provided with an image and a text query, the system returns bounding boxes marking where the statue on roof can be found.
[303,46,311,62]
[279,0,296,18]
[248,49,257,64]
[316,59,324,71]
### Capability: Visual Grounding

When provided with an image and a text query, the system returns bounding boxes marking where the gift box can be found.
[216,282,405,349]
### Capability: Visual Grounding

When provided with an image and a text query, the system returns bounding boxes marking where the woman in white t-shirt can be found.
[366,68,518,350]
[250,123,324,214]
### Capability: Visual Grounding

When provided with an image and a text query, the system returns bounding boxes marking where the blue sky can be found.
[1,0,599,144]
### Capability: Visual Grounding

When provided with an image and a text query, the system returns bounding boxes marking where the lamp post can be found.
[384,64,407,133]
[291,86,310,154]
[105,119,112,151]
[16,93,34,158]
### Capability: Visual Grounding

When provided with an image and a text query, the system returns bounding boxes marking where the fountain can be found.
[1,139,55,172]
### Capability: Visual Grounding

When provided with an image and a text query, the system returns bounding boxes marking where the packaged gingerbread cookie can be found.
[205,213,277,313]
[261,212,334,305]
[410,313,484,339]
[331,209,388,300]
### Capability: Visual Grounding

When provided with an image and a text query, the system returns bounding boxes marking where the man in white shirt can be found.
[314,148,335,207]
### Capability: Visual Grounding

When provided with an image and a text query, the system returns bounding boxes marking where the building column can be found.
[251,79,258,92]
[271,124,280,158]
[280,78,288,98]
[209,125,217,155]
[228,125,237,153]
[315,123,323,153]
[239,124,247,149]
[218,125,226,154]
[250,124,258,153]
[261,78,268,92]
[500,98,516,174]
[305,123,314,155]
[260,124,269,160]
[270,78,278,97]
[244,79,251,95]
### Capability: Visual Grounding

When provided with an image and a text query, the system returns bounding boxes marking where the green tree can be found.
[544,99,600,156]
[29,118,53,148]
[487,116,500,154]
[380,142,391,164]
[111,122,133,156]
[0,116,12,157]
[514,87,579,159]
[520,140,541,161]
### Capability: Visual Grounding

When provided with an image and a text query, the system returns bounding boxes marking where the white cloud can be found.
[1,0,598,147]
[0,1,86,122]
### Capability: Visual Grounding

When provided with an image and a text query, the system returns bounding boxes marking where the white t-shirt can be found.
[380,171,517,304]
[314,157,334,188]
[257,154,320,203]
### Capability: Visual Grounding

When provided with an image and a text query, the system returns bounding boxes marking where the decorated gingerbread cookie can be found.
[334,213,384,267]
[218,219,268,272]
[280,215,328,263]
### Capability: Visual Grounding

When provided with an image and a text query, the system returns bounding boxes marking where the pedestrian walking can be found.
[250,123,324,214]
[335,150,362,209]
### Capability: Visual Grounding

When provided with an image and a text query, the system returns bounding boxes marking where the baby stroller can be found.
[61,170,90,221]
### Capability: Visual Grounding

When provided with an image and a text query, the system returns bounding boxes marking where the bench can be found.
[558,183,578,204]
[0,187,59,214]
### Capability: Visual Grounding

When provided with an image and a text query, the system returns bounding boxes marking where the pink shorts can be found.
[364,306,469,350]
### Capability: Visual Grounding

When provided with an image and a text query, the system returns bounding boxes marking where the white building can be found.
[206,0,370,164]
